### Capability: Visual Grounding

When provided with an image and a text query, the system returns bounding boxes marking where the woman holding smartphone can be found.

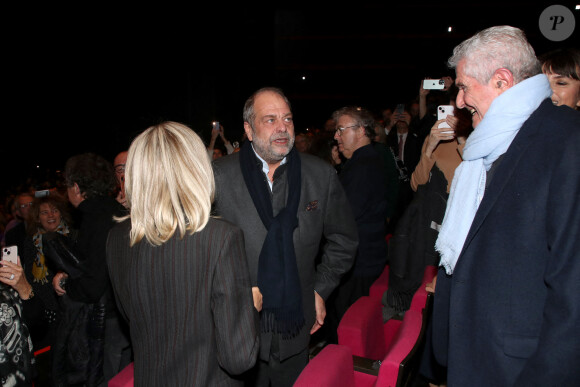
[1,250,38,386]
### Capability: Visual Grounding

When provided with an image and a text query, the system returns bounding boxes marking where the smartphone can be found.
[395,104,405,115]
[1,245,18,264]
[35,189,50,198]
[212,121,220,131]
[424,79,445,90]
[437,105,455,130]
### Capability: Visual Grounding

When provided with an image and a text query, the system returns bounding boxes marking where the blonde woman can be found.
[106,121,259,386]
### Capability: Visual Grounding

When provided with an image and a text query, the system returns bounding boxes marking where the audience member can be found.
[540,47,580,110]
[4,191,35,253]
[113,150,128,208]
[430,25,580,385]
[373,120,400,225]
[381,107,394,135]
[20,193,74,351]
[212,87,358,387]
[207,122,235,159]
[294,132,313,153]
[383,89,472,321]
[330,140,343,173]
[328,106,389,341]
[1,195,19,247]
[386,105,421,232]
[387,105,421,175]
[1,253,38,386]
[50,152,131,386]
[416,76,456,144]
[322,117,337,133]
[107,121,259,386]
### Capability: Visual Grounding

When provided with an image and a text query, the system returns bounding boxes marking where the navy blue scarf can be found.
[239,140,305,338]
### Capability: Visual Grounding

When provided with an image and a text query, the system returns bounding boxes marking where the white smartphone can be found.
[437,105,455,130]
[1,245,18,264]
[424,79,445,90]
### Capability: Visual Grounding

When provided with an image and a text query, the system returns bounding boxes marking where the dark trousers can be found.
[245,334,309,387]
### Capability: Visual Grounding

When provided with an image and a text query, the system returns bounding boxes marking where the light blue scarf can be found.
[435,74,552,275]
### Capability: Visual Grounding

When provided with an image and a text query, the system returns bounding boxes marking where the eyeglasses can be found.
[20,202,33,208]
[335,125,359,136]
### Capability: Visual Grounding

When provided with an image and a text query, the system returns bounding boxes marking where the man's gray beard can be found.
[252,135,295,164]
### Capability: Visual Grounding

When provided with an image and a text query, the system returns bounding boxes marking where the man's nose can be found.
[456,90,466,109]
[272,119,287,133]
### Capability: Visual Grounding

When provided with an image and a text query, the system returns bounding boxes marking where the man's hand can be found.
[53,271,69,296]
[252,286,263,312]
[310,291,326,334]
[426,275,437,293]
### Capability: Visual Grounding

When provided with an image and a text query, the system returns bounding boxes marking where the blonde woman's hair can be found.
[120,121,215,246]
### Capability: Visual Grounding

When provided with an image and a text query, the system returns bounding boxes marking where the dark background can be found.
[3,2,578,194]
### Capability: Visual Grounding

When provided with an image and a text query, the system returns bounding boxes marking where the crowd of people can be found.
[1,26,579,387]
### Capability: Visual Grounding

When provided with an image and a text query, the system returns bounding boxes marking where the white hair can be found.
[448,25,541,84]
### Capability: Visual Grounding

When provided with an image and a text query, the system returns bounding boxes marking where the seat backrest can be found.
[337,296,386,360]
[294,344,355,387]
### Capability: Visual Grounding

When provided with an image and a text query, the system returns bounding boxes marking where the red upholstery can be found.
[339,265,436,360]
[108,362,134,387]
[297,308,426,387]
[337,296,385,359]
[294,344,356,386]
[375,309,423,386]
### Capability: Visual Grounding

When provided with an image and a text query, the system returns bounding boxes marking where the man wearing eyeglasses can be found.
[3,192,35,252]
[329,106,389,335]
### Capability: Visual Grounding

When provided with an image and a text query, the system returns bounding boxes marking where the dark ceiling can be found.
[3,1,578,192]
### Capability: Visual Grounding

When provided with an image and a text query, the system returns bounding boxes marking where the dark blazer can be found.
[106,218,260,387]
[431,100,580,386]
[338,143,388,277]
[213,151,358,362]
[388,130,421,175]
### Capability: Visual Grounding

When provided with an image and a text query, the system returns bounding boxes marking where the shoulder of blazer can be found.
[299,152,337,177]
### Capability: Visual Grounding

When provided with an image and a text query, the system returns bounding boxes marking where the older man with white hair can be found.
[428,25,580,386]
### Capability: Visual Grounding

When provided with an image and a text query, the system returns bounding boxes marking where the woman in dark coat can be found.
[106,121,259,386]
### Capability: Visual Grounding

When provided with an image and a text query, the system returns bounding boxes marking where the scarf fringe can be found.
[261,309,305,340]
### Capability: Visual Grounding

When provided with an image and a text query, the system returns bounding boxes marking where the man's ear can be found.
[243,122,253,142]
[493,68,515,92]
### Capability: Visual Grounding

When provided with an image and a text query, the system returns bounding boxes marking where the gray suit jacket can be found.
[213,151,358,361]
[106,218,259,387]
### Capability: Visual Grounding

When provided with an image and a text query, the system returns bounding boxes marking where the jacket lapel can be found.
[458,112,539,258]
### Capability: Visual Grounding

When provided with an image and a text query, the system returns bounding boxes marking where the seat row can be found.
[294,264,437,387]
